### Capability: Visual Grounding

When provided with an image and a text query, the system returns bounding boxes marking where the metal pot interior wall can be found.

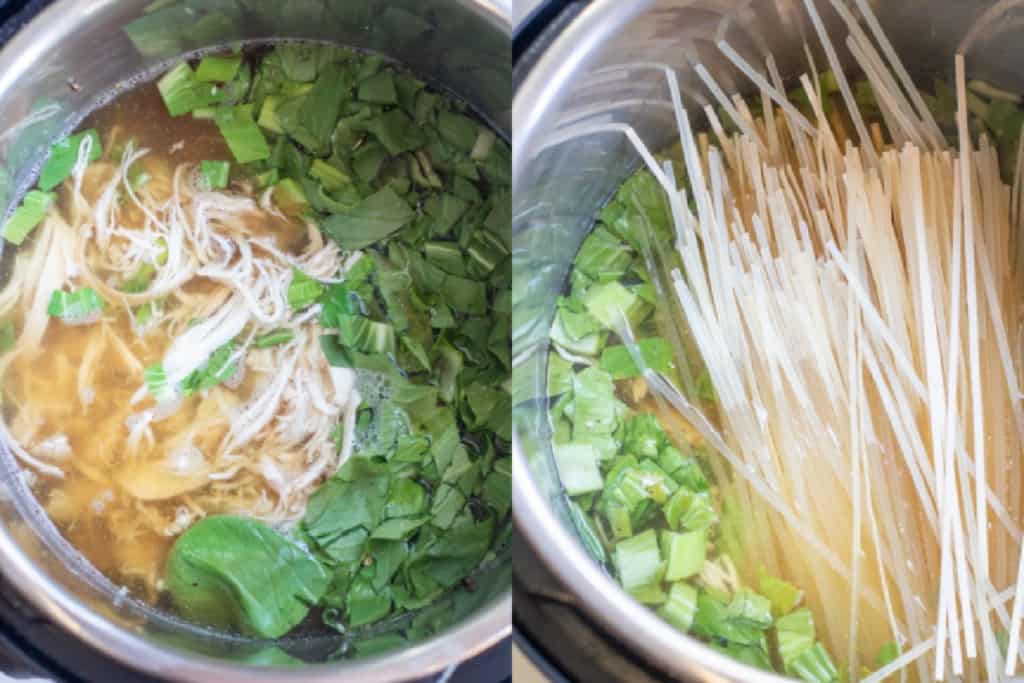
[0,0,511,679]
[512,0,1024,680]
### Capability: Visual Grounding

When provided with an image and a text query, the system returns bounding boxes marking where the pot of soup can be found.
[513,1,1024,681]
[0,0,511,681]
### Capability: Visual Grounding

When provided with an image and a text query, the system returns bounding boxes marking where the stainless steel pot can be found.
[512,1,1024,680]
[0,1,511,681]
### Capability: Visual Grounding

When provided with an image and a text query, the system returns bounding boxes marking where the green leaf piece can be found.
[215,105,271,163]
[4,190,55,245]
[39,129,102,191]
[322,187,414,250]
[166,516,330,638]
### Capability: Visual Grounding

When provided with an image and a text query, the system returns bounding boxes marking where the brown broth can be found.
[2,80,314,601]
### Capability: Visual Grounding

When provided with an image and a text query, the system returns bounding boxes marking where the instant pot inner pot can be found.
[513,0,1024,680]
[0,0,509,673]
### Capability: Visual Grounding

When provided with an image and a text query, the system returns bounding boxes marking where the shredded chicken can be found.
[0,137,362,591]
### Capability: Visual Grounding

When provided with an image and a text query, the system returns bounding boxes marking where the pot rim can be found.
[512,2,796,681]
[0,0,512,680]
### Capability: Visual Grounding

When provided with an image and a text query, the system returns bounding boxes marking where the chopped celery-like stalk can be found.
[760,569,803,617]
[274,178,309,214]
[3,190,55,245]
[613,528,663,590]
[657,582,698,633]
[710,642,774,672]
[257,96,283,134]
[144,363,177,402]
[550,313,604,356]
[192,107,217,120]
[195,54,242,83]
[254,329,296,348]
[776,608,815,670]
[182,341,238,395]
[465,229,508,275]
[309,159,350,191]
[726,589,773,629]
[39,129,102,191]
[547,352,573,397]
[215,105,270,163]
[337,315,396,355]
[47,287,103,323]
[661,529,707,581]
[288,267,324,310]
[788,642,839,683]
[158,62,221,116]
[968,78,1022,103]
[664,488,717,532]
[584,280,639,328]
[424,241,465,276]
[628,582,668,605]
[571,366,623,434]
[0,320,15,352]
[199,160,230,190]
[605,502,633,539]
[254,168,280,190]
[553,443,603,496]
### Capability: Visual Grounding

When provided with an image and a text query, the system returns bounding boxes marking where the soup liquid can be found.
[2,81,310,600]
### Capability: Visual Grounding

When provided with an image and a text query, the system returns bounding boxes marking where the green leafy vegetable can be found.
[166,516,330,638]
[437,111,478,150]
[614,529,663,590]
[776,608,816,671]
[296,63,351,154]
[3,190,55,245]
[661,529,706,581]
[47,287,103,322]
[215,105,271,163]
[359,69,398,104]
[309,159,349,191]
[136,44,511,637]
[158,62,222,116]
[39,129,102,191]
[181,341,238,395]
[553,443,603,496]
[547,163,841,679]
[199,160,230,189]
[789,642,839,683]
[600,338,674,379]
[658,582,698,633]
[584,281,640,328]
[195,54,242,83]
[143,363,176,402]
[288,267,324,310]
[322,187,414,250]
[572,367,624,434]
[278,44,320,82]
[254,329,295,348]
[760,569,803,617]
